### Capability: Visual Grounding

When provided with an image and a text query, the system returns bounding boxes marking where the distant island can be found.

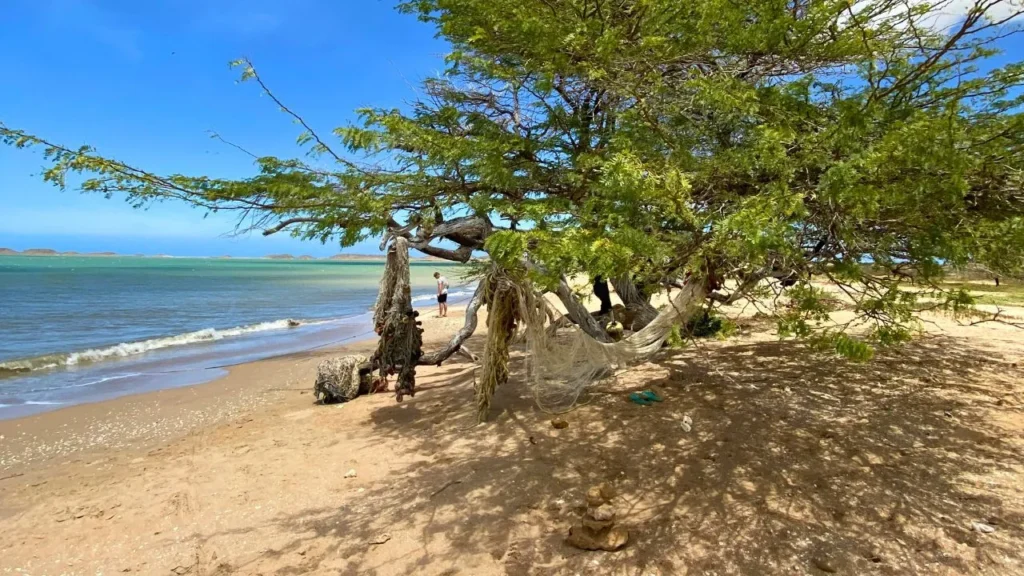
[0,248,452,262]
[1,248,122,257]
[328,254,387,262]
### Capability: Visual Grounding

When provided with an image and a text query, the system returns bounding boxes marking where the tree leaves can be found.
[4,0,1024,356]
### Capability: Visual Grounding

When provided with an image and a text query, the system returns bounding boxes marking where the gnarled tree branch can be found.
[386,214,492,263]
[610,275,658,330]
[554,275,613,343]
[262,217,323,236]
[419,282,486,365]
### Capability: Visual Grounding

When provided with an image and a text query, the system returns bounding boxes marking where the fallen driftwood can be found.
[313,355,372,403]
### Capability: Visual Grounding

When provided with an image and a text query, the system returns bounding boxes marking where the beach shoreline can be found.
[0,303,468,471]
[0,314,381,421]
[0,253,476,419]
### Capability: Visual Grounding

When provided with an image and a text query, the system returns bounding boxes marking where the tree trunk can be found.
[554,275,612,343]
[386,215,492,263]
[476,274,518,422]
[610,275,658,331]
[371,237,423,401]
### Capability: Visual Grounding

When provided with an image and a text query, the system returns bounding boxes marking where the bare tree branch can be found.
[420,282,486,365]
[235,58,358,168]
[261,217,323,236]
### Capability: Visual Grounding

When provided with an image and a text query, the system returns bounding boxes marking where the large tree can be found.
[4,0,1024,362]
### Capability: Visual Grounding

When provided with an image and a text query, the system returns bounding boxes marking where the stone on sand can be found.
[582,515,616,531]
[568,484,629,552]
[973,521,996,534]
[590,503,615,521]
[567,524,629,552]
[586,486,606,507]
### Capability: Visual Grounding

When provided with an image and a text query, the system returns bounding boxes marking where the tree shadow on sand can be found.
[211,334,1024,575]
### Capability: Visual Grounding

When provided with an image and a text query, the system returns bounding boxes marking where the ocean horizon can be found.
[0,255,470,419]
[0,246,442,261]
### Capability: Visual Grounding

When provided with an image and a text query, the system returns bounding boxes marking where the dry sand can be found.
[1,302,1023,575]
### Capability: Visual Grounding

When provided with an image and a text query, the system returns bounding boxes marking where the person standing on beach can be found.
[434,271,449,317]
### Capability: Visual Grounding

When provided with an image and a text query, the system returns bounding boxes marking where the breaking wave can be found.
[0,319,305,377]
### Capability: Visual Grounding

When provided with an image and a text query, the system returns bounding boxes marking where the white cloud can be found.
[916,0,1024,32]
[849,0,1024,34]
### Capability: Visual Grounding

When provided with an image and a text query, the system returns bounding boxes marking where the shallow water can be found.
[0,255,469,418]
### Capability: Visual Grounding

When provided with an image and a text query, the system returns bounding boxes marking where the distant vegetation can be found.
[938,281,1024,307]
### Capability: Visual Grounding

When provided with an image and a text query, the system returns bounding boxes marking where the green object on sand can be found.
[641,390,663,403]
[628,390,662,405]
[628,392,652,406]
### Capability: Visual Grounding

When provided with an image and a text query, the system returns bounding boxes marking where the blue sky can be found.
[0,0,447,257]
[2,2,1021,257]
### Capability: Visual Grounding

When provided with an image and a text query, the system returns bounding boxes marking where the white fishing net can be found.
[515,280,706,413]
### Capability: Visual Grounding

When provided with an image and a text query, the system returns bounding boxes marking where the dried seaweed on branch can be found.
[371,237,423,401]
[476,266,525,421]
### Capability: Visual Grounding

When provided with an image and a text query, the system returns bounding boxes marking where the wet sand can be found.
[0,305,467,470]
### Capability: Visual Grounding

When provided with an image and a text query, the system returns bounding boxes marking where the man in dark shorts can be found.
[433,271,449,317]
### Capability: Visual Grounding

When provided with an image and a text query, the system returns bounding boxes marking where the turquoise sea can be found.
[0,255,469,419]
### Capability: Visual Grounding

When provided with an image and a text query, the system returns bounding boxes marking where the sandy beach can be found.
[2,300,1024,575]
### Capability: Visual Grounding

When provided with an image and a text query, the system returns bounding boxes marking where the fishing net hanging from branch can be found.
[501,275,707,414]
[366,249,704,417]
[372,237,423,401]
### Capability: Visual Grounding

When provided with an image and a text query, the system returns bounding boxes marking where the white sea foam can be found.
[0,319,305,375]
[72,373,143,388]
[0,401,66,409]
[410,288,476,303]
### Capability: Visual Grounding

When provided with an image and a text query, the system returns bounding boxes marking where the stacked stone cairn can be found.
[566,483,629,551]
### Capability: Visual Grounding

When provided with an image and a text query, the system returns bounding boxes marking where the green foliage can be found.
[777,284,837,339]
[666,309,737,347]
[666,325,687,349]
[4,0,1024,354]
[483,231,527,270]
[810,331,876,362]
[685,309,736,339]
